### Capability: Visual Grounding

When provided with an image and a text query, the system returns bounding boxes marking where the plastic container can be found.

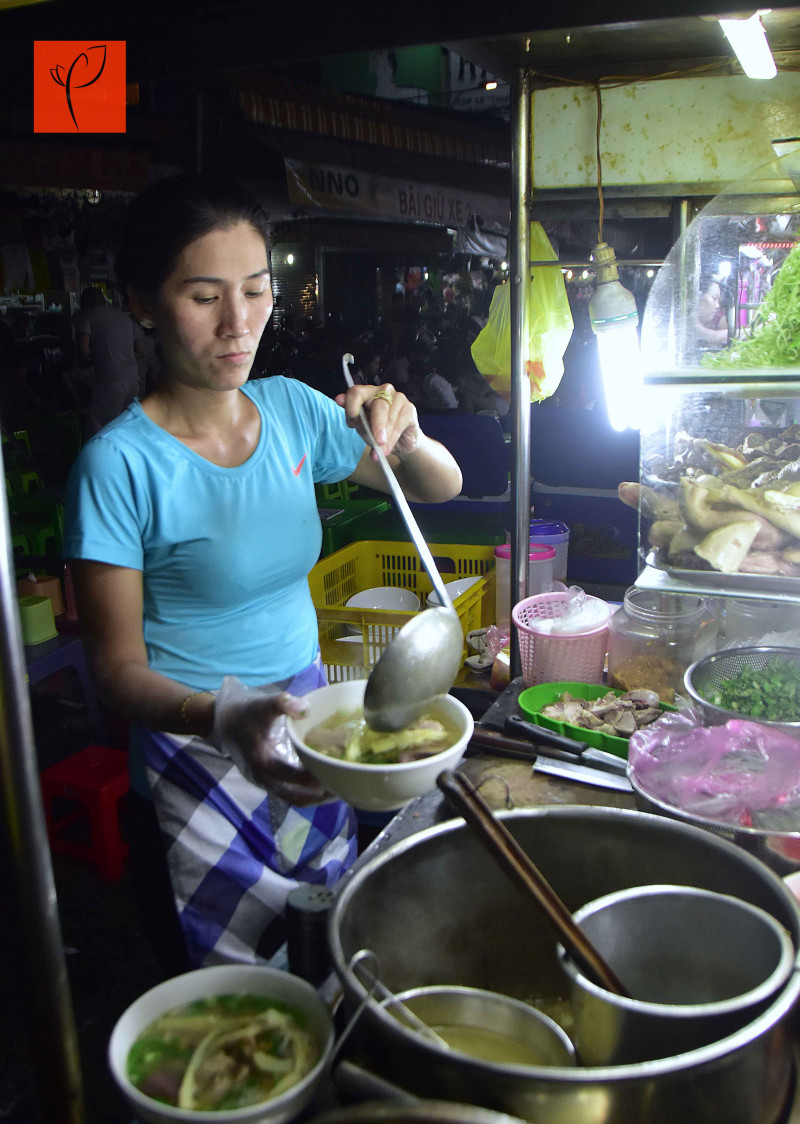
[517,680,678,758]
[607,588,718,704]
[16,573,64,617]
[506,519,570,583]
[17,594,57,645]
[723,598,800,645]
[493,543,555,627]
[512,590,612,686]
[309,540,496,681]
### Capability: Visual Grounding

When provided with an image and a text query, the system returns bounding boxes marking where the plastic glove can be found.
[210,676,330,806]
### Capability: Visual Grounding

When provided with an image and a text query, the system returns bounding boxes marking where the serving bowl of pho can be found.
[108,964,334,1124]
[287,679,473,812]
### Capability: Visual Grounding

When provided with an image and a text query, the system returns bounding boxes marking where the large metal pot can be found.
[328,806,800,1124]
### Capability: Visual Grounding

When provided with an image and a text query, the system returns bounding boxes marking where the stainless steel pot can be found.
[328,806,800,1124]
[559,884,796,1066]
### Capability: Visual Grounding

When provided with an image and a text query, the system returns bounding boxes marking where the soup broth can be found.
[305,707,457,765]
[431,1023,556,1065]
[127,993,318,1111]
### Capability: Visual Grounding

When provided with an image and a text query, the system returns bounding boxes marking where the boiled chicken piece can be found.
[621,688,660,709]
[611,710,637,737]
[618,482,681,522]
[634,707,662,726]
[693,521,760,572]
[737,552,800,577]
[540,689,664,738]
[648,519,684,549]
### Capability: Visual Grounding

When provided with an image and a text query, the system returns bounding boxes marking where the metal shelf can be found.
[635,560,800,605]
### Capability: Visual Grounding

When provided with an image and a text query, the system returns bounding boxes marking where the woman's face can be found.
[145,221,273,391]
[698,281,721,322]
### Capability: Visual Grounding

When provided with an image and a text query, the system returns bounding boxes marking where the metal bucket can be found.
[328,806,800,1124]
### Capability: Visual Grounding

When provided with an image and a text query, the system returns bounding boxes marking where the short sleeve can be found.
[62,439,147,569]
[264,378,363,485]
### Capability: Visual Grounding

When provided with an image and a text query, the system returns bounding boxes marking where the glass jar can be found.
[607,588,718,703]
[723,598,800,645]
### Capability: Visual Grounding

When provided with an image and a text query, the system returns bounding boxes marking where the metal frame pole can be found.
[0,455,85,1123]
[508,67,532,680]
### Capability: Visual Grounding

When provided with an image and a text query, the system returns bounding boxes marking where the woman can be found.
[62,174,461,969]
[696,275,730,348]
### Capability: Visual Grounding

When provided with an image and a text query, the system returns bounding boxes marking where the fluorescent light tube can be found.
[588,243,642,432]
[719,13,777,79]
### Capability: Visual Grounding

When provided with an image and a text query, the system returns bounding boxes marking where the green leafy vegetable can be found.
[709,657,800,721]
[702,241,800,369]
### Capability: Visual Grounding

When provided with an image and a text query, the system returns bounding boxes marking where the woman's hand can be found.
[211,676,330,805]
[341,382,462,504]
[335,382,421,460]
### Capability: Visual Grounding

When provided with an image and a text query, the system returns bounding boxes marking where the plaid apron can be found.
[138,659,357,967]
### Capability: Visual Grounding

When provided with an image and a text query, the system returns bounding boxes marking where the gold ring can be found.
[372,389,394,406]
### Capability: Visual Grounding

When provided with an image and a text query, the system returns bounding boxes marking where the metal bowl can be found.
[628,767,800,877]
[390,985,575,1067]
[683,645,800,730]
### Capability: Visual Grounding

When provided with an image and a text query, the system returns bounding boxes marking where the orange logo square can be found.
[34,41,126,133]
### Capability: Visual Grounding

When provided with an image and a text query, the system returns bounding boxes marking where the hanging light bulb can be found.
[588,243,641,432]
[719,13,777,80]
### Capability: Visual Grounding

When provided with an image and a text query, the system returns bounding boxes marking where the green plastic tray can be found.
[517,681,677,760]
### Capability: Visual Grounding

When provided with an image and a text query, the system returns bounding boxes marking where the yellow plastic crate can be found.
[309,540,496,681]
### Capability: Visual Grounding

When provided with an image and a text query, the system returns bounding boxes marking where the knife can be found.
[504,714,630,776]
[468,723,628,778]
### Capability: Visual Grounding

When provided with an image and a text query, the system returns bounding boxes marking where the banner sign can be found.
[285,157,508,229]
[1,140,149,190]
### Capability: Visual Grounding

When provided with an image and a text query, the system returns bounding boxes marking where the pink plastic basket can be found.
[512,590,611,686]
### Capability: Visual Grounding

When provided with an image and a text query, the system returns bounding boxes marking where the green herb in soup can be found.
[127,993,318,1111]
[305,707,455,764]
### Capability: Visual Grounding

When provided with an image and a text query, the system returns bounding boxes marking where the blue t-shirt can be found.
[63,377,364,689]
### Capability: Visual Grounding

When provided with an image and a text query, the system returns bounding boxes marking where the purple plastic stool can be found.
[25,633,105,743]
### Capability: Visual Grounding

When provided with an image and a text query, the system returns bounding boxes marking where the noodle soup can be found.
[127,994,318,1112]
[304,707,458,765]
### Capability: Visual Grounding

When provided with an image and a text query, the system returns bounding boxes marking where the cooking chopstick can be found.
[436,769,629,997]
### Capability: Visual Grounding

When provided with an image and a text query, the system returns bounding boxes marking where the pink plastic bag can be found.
[629,709,800,828]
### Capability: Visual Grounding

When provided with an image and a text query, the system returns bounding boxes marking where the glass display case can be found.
[633,148,800,607]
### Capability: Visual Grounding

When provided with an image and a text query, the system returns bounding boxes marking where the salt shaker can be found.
[285,884,335,985]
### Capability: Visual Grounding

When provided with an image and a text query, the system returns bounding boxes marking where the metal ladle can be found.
[342,354,463,732]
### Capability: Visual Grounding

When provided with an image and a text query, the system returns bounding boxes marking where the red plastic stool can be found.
[40,744,130,882]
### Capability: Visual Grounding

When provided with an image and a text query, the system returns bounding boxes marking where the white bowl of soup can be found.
[108,964,334,1124]
[287,679,473,812]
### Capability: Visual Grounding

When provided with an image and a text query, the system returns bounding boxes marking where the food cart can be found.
[4,31,800,1124]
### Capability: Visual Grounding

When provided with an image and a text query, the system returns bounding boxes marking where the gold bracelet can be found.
[179,690,212,729]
